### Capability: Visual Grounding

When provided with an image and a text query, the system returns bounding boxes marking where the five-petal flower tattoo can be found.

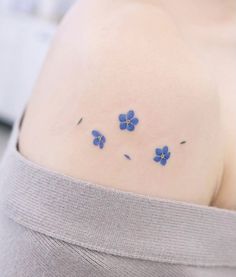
[92,130,106,149]
[91,112,173,166]
[119,110,139,132]
[154,146,171,166]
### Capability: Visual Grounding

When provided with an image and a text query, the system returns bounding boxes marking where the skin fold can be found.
[19,0,236,209]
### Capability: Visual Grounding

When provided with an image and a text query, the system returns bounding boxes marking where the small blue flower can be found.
[119,110,139,131]
[154,146,171,166]
[92,130,106,149]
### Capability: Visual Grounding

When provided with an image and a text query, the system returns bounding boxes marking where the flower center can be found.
[98,136,102,141]
[126,119,131,124]
[161,153,165,159]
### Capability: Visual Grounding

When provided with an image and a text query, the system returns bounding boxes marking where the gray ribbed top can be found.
[1,115,236,276]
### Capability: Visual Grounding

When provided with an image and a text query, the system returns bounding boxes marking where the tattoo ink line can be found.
[77,118,83,125]
[180,141,186,144]
[124,154,131,160]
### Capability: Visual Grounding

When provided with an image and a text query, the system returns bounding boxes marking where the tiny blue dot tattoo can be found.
[91,130,106,149]
[119,110,139,132]
[124,154,131,160]
[154,146,171,166]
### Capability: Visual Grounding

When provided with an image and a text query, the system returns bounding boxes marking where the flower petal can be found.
[131,118,139,125]
[92,130,101,137]
[127,110,134,120]
[165,152,171,159]
[120,122,127,130]
[155,148,162,155]
[127,123,135,131]
[119,114,127,122]
[93,138,100,146]
[99,141,104,149]
[160,158,167,166]
[154,156,161,163]
[101,136,106,143]
[163,146,169,154]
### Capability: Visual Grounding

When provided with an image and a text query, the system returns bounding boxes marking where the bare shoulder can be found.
[19,0,222,206]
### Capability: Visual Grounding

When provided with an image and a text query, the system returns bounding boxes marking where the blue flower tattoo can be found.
[92,130,106,149]
[154,146,171,166]
[119,110,139,131]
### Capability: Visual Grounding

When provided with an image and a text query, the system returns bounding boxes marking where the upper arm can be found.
[19,1,222,205]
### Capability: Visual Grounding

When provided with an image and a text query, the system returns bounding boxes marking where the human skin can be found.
[19,0,231,207]
[162,0,236,209]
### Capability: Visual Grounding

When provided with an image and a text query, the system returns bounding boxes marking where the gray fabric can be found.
[0,117,236,276]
